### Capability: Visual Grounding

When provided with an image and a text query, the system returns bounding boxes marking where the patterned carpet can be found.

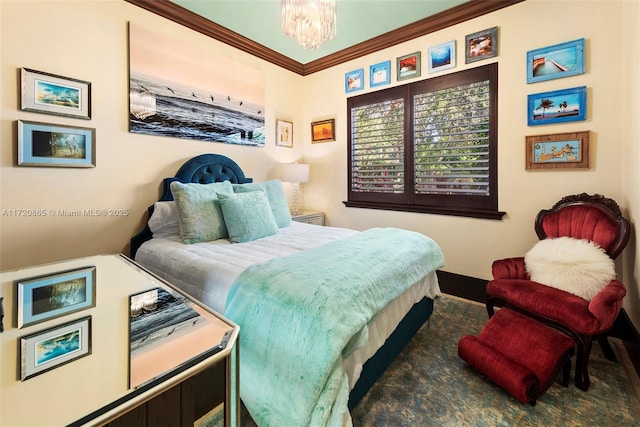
[350,295,640,427]
[239,295,640,426]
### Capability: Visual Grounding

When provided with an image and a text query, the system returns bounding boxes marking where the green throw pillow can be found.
[232,179,291,228]
[218,191,279,243]
[170,180,234,244]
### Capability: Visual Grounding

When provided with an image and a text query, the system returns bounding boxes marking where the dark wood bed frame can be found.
[130,153,435,410]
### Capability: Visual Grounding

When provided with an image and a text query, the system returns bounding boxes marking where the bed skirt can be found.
[348,296,434,410]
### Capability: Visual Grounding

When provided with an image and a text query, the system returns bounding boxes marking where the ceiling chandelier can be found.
[281,0,336,50]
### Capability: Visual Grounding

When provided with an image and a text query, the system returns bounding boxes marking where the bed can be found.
[130,154,444,426]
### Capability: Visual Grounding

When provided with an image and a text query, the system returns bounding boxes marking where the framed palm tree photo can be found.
[527,86,586,126]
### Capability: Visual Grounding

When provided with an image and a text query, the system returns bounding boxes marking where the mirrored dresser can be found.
[0,254,239,426]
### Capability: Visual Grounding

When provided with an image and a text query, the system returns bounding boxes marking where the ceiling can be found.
[170,0,468,64]
[127,0,523,75]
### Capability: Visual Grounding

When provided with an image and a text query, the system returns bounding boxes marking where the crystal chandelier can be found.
[281,0,336,50]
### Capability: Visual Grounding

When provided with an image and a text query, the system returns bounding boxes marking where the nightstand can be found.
[291,211,325,226]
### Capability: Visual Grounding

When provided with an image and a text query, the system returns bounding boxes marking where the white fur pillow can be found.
[524,237,615,300]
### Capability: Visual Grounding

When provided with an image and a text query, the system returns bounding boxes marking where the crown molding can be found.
[125,0,525,76]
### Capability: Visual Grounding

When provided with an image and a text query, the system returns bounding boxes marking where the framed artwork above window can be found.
[427,40,456,73]
[465,26,498,64]
[345,69,364,93]
[369,60,391,88]
[397,52,421,81]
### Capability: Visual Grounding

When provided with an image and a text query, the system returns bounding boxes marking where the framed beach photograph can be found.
[465,26,498,63]
[397,52,421,81]
[369,60,391,88]
[525,131,590,170]
[276,119,293,147]
[17,266,96,328]
[20,316,92,381]
[345,68,364,93]
[311,119,335,143]
[527,38,585,84]
[428,40,456,73]
[527,86,587,126]
[17,120,96,167]
[21,68,91,119]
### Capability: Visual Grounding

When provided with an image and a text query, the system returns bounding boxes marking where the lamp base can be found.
[291,182,301,216]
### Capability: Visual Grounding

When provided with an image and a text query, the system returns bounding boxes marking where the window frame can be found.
[345,63,505,220]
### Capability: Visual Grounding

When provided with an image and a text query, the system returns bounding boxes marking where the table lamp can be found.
[282,163,309,215]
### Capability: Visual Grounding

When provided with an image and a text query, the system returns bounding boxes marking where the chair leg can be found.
[598,336,617,362]
[574,336,593,391]
[561,359,571,387]
[486,299,496,318]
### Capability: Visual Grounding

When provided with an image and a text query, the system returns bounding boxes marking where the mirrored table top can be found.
[1,254,238,426]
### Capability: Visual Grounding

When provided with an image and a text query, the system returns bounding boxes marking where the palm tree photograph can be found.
[528,86,586,125]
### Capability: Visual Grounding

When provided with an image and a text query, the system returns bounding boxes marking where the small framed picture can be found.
[20,316,92,381]
[17,266,96,328]
[311,119,335,143]
[397,52,421,81]
[465,26,498,64]
[21,68,91,120]
[18,120,96,167]
[527,38,585,84]
[276,119,293,147]
[527,86,587,126]
[428,40,456,73]
[525,131,590,170]
[369,60,391,88]
[345,68,364,93]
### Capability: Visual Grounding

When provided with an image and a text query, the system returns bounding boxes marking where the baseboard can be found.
[437,270,488,304]
[437,269,640,379]
[615,309,640,378]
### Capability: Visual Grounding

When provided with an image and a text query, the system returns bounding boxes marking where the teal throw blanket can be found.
[225,227,444,426]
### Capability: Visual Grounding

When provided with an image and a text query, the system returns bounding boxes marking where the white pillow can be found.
[148,201,181,238]
[524,237,615,301]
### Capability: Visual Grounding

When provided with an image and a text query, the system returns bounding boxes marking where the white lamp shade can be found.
[282,163,309,183]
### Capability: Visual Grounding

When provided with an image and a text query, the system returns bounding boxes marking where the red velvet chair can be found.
[486,193,630,391]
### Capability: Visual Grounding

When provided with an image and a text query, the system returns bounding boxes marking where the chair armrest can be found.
[492,257,529,280]
[588,280,626,330]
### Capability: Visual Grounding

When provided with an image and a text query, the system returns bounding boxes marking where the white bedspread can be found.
[136,222,373,313]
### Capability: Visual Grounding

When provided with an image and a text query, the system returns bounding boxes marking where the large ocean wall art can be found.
[128,23,265,146]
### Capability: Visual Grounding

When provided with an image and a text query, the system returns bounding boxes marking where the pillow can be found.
[170,181,234,244]
[524,237,615,300]
[218,191,279,243]
[232,179,291,228]
[148,201,180,238]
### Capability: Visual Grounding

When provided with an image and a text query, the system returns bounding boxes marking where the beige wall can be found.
[1,0,305,268]
[621,0,640,331]
[301,0,639,330]
[1,0,638,330]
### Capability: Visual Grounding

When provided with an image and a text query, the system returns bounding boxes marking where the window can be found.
[345,63,504,219]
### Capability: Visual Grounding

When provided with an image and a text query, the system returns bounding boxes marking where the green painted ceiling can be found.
[171,0,468,64]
